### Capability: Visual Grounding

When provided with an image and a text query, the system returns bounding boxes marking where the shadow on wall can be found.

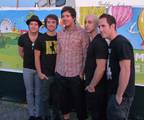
[0,71,144,119]
[0,71,25,102]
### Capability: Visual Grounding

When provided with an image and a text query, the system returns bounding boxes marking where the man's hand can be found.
[38,72,48,80]
[79,74,84,80]
[85,84,95,93]
[79,71,84,80]
[116,94,123,105]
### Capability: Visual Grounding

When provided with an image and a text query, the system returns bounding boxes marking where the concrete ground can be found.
[0,100,139,120]
[0,100,89,120]
[0,101,28,120]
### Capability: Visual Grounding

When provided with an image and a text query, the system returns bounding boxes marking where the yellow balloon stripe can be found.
[138,9,144,42]
[80,7,106,26]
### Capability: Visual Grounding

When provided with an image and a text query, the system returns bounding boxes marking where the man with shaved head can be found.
[84,15,108,120]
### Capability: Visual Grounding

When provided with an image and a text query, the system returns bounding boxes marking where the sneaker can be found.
[44,116,48,120]
[35,116,43,120]
[28,116,35,120]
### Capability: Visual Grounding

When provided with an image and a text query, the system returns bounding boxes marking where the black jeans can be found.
[86,88,107,120]
[55,73,87,120]
[42,76,61,120]
[107,95,134,120]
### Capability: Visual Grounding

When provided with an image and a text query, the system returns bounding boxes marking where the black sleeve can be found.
[18,35,24,47]
[34,38,43,51]
[117,41,133,60]
[95,39,108,59]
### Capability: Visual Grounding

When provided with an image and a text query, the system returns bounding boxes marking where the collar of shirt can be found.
[63,24,78,32]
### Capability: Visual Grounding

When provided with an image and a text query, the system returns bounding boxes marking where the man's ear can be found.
[111,23,116,30]
[73,17,76,22]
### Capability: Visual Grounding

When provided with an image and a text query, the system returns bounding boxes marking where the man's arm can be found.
[86,59,107,92]
[80,31,89,79]
[55,32,61,73]
[35,49,47,80]
[116,60,131,104]
[18,46,24,59]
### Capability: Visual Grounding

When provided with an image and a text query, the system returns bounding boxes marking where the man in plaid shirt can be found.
[55,6,89,120]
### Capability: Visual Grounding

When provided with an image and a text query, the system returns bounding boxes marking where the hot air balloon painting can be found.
[138,9,144,49]
[108,6,132,28]
[80,7,106,26]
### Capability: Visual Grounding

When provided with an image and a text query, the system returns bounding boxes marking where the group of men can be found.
[18,6,135,120]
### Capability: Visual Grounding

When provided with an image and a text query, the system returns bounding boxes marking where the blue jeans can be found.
[42,76,61,120]
[23,68,42,117]
[107,94,133,120]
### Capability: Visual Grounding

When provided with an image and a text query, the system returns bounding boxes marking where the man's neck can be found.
[28,31,39,42]
[65,23,76,31]
[89,31,97,41]
[28,31,38,36]
[110,31,118,41]
[47,31,56,36]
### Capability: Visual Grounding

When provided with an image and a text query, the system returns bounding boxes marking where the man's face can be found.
[84,16,97,33]
[62,11,74,27]
[46,18,57,32]
[98,18,112,39]
[29,21,39,33]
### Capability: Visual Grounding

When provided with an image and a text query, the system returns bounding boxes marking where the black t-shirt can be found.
[107,35,135,97]
[18,32,43,70]
[35,33,57,76]
[85,34,108,89]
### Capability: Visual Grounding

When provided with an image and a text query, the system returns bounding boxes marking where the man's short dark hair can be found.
[99,13,116,29]
[44,14,59,28]
[61,6,76,20]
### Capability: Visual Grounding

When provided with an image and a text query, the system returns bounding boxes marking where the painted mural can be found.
[0,9,61,71]
[80,6,144,84]
[0,7,144,84]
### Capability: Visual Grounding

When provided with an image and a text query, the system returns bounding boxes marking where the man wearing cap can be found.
[18,15,43,120]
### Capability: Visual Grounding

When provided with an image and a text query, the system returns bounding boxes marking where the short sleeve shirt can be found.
[107,35,135,97]
[85,34,108,86]
[18,32,43,69]
[35,33,57,76]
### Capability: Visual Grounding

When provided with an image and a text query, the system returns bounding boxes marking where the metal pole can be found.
[16,0,19,8]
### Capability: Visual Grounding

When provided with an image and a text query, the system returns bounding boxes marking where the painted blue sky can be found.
[117,7,143,49]
[0,9,62,33]
[0,3,143,49]
[0,0,35,7]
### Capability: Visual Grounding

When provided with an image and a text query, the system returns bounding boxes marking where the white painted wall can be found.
[76,0,144,7]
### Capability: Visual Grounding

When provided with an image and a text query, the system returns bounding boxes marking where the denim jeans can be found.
[42,76,61,120]
[23,68,42,117]
[107,94,134,120]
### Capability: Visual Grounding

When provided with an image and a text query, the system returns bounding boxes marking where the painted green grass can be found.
[0,45,22,70]
[0,35,143,85]
[0,33,22,70]
[136,72,144,84]
[2,33,20,39]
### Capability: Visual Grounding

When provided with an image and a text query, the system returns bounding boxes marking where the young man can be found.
[18,15,43,120]
[99,13,135,120]
[34,14,60,120]
[55,6,89,120]
[84,15,108,120]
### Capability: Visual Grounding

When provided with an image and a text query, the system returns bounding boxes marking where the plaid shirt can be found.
[55,25,89,77]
